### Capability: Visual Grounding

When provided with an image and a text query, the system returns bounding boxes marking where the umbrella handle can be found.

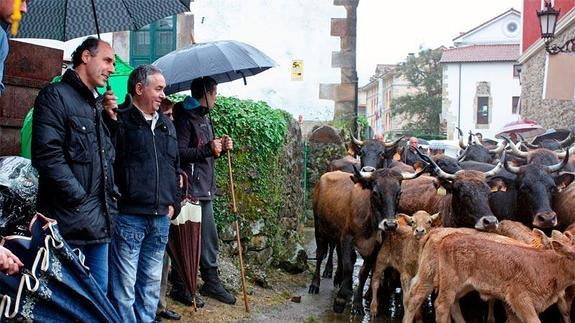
[107,83,133,113]
[236,71,247,86]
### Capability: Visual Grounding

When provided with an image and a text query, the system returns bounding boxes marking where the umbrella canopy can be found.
[16,0,191,41]
[0,214,120,321]
[495,118,545,139]
[153,40,277,95]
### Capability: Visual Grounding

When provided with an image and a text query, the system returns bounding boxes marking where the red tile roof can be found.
[440,44,520,63]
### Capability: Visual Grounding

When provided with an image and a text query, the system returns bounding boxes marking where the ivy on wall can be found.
[169,94,291,255]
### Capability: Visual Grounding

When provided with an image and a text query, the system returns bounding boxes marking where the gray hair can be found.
[127,64,163,96]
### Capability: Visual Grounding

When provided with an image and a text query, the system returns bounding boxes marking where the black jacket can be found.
[32,69,117,245]
[108,106,180,216]
[173,104,218,201]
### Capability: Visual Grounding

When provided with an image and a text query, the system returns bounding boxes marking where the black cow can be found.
[457,128,505,164]
[351,136,403,170]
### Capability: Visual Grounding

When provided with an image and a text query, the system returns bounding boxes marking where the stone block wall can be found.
[521,26,575,129]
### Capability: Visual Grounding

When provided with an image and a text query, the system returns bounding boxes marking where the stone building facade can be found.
[519,7,575,129]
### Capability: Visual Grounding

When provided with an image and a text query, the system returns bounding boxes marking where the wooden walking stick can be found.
[226,149,250,312]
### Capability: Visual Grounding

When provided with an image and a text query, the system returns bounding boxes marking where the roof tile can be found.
[440,44,520,63]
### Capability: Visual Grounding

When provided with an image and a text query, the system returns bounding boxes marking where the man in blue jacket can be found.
[105,64,180,322]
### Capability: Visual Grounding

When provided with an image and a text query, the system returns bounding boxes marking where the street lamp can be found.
[537,1,575,54]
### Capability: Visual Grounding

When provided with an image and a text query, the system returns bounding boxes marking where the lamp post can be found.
[537,1,575,54]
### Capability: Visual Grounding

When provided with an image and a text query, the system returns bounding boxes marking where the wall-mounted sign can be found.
[291,60,303,81]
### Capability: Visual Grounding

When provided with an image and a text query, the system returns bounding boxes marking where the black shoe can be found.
[194,294,205,308]
[169,291,193,306]
[200,282,236,305]
[158,309,181,321]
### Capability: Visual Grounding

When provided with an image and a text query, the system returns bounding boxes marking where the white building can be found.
[441,8,522,140]
[16,1,345,121]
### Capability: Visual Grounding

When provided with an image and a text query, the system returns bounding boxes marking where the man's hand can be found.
[0,246,23,275]
[222,135,233,151]
[211,138,223,157]
[103,90,118,121]
[168,205,174,219]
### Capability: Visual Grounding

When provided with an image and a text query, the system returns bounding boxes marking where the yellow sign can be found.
[291,60,303,81]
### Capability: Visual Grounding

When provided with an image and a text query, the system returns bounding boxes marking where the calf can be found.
[404,229,575,323]
[369,211,439,318]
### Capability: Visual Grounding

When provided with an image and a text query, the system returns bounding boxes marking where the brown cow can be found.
[404,229,575,323]
[309,167,425,314]
[369,211,439,318]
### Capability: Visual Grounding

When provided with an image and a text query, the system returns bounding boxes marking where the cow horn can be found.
[457,127,467,149]
[524,142,541,149]
[352,135,364,147]
[457,146,469,162]
[384,135,404,148]
[545,149,569,173]
[401,166,429,180]
[557,145,575,159]
[489,141,506,155]
[415,147,456,180]
[504,159,521,174]
[484,152,506,177]
[558,129,575,148]
[503,137,528,158]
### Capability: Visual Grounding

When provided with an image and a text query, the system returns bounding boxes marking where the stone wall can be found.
[521,26,575,128]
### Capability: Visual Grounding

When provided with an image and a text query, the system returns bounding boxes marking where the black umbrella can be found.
[16,0,191,41]
[153,40,277,95]
[531,128,571,145]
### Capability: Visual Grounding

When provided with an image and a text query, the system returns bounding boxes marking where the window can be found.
[512,96,520,114]
[130,16,176,66]
[477,97,489,125]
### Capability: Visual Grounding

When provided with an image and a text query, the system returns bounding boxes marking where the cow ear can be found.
[555,172,575,192]
[350,174,372,190]
[397,214,409,226]
[438,179,453,194]
[430,213,441,225]
[532,228,551,249]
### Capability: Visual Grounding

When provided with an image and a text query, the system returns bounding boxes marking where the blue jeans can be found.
[68,242,109,295]
[108,214,170,323]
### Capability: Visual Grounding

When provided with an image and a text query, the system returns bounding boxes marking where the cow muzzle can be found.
[475,215,499,231]
[533,211,558,229]
[414,228,426,239]
[378,219,398,231]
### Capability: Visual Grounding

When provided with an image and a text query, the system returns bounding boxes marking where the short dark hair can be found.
[190,76,217,99]
[127,64,163,96]
[71,37,102,68]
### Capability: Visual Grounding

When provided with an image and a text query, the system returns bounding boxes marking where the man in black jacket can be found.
[105,64,180,322]
[172,76,235,305]
[32,37,117,294]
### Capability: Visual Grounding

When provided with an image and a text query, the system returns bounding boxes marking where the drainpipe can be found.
[457,63,462,135]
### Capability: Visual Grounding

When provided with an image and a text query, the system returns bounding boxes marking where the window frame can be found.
[130,16,177,66]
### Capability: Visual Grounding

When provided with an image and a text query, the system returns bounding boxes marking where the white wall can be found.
[456,14,521,45]
[444,62,520,139]
[190,0,344,121]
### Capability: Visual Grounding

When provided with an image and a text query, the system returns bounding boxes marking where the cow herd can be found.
[309,129,575,322]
